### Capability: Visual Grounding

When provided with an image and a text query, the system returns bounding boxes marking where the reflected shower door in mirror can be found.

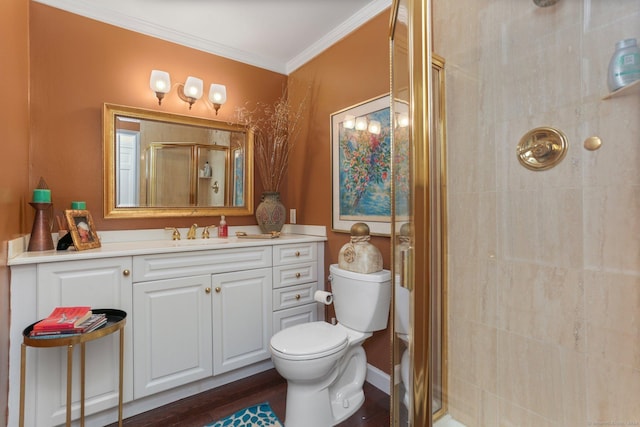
[104,103,254,218]
[145,144,229,207]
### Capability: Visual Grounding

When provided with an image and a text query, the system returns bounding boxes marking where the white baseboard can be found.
[366,363,390,395]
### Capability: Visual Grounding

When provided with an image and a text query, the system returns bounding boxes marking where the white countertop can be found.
[8,224,326,266]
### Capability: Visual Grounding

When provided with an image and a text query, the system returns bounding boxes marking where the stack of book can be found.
[30,306,107,338]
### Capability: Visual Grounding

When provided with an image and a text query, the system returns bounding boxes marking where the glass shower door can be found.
[433,1,640,426]
[390,0,437,425]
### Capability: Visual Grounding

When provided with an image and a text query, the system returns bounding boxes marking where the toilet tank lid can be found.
[270,322,348,357]
[329,264,391,282]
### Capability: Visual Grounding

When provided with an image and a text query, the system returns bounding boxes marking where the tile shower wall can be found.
[434,1,640,425]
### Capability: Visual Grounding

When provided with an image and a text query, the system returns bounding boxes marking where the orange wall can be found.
[288,11,392,373]
[29,3,287,231]
[0,0,30,423]
[26,1,392,379]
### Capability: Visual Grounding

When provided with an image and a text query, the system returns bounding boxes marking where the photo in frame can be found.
[331,94,391,235]
[64,209,101,250]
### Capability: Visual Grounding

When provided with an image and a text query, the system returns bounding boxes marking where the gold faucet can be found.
[165,227,181,240]
[187,224,198,239]
[202,225,217,239]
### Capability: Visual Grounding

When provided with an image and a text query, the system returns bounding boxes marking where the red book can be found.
[33,306,92,331]
[30,313,107,337]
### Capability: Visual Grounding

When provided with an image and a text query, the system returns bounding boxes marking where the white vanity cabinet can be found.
[7,228,326,427]
[131,246,273,397]
[16,257,134,427]
[272,242,324,333]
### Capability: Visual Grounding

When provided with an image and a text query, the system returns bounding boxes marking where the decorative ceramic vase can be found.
[256,191,286,233]
[28,202,54,251]
[338,222,382,273]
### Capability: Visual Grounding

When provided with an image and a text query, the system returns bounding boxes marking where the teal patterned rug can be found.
[205,402,283,427]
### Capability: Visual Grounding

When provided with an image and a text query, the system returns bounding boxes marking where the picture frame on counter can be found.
[64,209,101,250]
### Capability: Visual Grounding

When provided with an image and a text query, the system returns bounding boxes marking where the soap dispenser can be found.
[203,161,212,177]
[218,215,228,237]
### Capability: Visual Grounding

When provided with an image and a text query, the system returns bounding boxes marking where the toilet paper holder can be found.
[314,290,333,305]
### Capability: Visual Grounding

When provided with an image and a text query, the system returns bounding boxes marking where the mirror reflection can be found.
[104,104,253,218]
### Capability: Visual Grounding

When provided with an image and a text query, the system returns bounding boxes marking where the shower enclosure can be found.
[392,0,640,425]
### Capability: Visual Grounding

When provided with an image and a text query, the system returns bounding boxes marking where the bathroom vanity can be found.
[7,225,326,427]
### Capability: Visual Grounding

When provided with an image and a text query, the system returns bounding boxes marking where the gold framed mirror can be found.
[103,103,254,218]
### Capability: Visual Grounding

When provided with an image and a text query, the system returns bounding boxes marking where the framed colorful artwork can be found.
[331,94,391,235]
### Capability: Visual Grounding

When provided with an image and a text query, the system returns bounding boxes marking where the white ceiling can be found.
[33,0,391,74]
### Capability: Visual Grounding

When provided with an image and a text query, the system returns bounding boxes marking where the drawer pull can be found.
[295,251,300,257]
[205,287,211,294]
[295,272,301,278]
[123,269,130,277]
[215,287,221,293]
[295,294,301,300]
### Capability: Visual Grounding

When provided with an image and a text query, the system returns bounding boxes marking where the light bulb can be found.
[343,115,356,129]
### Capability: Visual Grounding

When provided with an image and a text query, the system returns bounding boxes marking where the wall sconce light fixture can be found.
[150,70,171,105]
[178,76,204,109]
[209,84,227,115]
[149,70,227,114]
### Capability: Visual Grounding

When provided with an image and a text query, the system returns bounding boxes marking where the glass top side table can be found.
[19,308,127,427]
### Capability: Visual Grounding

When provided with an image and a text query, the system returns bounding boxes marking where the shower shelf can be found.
[603,79,640,100]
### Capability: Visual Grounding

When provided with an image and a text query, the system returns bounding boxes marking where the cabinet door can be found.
[212,268,272,374]
[133,275,213,398]
[34,257,133,427]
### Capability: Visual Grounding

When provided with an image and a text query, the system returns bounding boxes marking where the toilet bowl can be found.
[395,275,411,409]
[269,264,391,427]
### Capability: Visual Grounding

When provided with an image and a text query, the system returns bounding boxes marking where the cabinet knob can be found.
[295,294,301,300]
[295,251,301,257]
[295,272,301,278]
[122,269,130,277]
[205,287,211,294]
[215,287,221,293]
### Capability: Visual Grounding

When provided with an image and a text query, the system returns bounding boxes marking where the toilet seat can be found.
[270,322,348,361]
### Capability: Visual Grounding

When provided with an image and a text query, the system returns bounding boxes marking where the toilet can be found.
[394,275,411,409]
[269,264,391,427]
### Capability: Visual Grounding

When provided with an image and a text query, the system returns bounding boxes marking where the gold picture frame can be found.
[64,209,101,250]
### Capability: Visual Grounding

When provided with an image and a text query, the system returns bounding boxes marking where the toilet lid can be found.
[270,322,348,359]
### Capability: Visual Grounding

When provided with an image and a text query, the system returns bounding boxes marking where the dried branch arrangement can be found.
[237,87,308,192]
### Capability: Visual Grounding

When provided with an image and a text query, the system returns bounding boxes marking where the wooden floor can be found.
[105,369,390,427]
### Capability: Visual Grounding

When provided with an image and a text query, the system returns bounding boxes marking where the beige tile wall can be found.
[434,0,640,425]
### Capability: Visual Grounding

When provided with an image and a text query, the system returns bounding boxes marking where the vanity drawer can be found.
[133,246,272,282]
[273,304,318,334]
[273,242,317,266]
[273,281,317,311]
[273,262,317,289]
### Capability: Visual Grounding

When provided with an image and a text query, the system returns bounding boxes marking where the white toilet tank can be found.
[329,264,391,333]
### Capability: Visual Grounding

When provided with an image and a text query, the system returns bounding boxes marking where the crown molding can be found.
[285,0,392,74]
[34,0,391,75]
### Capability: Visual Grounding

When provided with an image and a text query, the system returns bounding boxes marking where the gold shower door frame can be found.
[390,0,448,426]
